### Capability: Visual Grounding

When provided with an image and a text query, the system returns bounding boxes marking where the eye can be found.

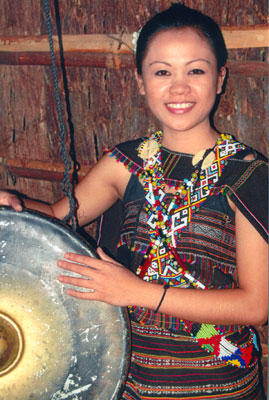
[155,70,170,76]
[189,69,205,75]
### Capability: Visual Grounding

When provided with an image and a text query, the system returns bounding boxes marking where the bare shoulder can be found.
[86,153,131,200]
[52,153,131,225]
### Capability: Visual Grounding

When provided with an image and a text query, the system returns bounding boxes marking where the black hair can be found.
[136,3,228,74]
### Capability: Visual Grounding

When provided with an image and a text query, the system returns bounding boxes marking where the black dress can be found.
[98,137,268,399]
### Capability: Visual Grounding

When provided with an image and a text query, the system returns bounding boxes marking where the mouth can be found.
[166,102,194,109]
[165,102,195,114]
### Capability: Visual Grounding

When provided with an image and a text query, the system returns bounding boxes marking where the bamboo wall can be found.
[0,0,268,393]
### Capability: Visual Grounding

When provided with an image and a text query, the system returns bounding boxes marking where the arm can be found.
[51,153,130,225]
[0,154,130,226]
[58,206,268,326]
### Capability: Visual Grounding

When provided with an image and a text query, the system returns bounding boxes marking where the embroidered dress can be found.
[101,135,268,400]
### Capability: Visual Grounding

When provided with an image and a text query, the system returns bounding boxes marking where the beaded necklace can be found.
[137,130,247,288]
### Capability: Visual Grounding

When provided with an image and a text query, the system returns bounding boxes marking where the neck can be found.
[161,128,219,155]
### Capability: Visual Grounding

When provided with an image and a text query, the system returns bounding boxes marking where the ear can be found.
[216,66,226,94]
[135,70,146,95]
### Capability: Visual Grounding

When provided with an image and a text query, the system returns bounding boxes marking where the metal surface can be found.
[0,207,130,400]
[0,312,24,376]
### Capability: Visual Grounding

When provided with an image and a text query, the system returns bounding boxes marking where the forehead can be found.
[144,27,216,62]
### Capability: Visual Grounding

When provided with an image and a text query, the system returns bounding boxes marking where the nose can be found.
[170,76,191,95]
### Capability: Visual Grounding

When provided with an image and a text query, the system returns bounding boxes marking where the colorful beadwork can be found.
[109,131,259,368]
[133,131,257,368]
[137,131,247,290]
[189,323,259,368]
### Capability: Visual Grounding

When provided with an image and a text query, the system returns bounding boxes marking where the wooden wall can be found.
[0,0,268,393]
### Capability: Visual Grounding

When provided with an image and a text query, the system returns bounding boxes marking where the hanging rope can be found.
[43,0,77,231]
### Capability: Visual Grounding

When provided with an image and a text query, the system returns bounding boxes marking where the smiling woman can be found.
[135,28,226,153]
[0,2,268,400]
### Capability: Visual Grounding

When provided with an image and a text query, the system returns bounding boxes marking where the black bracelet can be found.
[155,283,170,313]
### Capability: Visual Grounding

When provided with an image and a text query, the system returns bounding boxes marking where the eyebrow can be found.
[186,59,211,65]
[149,58,211,67]
[149,61,171,67]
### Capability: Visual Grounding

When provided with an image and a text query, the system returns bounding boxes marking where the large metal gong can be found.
[0,207,130,400]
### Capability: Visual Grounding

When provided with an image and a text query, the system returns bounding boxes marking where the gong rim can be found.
[0,206,130,400]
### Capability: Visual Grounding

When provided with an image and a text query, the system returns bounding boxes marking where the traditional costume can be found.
[99,132,268,399]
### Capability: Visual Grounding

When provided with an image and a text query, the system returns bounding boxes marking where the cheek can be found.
[195,79,218,98]
[144,81,168,99]
[143,87,164,115]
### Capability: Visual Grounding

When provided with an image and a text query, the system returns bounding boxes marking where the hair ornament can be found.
[132,28,142,53]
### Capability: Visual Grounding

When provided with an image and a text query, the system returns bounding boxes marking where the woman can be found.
[1,3,268,399]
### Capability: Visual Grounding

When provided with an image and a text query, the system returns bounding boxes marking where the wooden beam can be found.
[0,157,90,182]
[0,50,135,69]
[0,27,267,75]
[0,50,267,76]
[0,34,133,54]
[0,25,267,54]
[221,25,268,49]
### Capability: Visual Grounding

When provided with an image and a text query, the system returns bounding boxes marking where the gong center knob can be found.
[0,312,24,376]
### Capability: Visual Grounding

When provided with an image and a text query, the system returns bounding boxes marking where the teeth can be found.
[167,103,193,109]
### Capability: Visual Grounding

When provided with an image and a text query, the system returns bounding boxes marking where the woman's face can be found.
[136,27,226,139]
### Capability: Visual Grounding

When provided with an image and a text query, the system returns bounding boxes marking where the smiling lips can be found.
[167,102,194,109]
[166,102,195,113]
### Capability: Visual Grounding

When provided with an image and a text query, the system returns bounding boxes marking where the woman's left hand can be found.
[57,248,142,306]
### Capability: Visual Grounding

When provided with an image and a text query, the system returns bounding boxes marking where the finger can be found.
[65,288,95,300]
[58,275,93,289]
[62,252,112,271]
[57,260,94,277]
[63,252,97,266]
[10,198,23,211]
